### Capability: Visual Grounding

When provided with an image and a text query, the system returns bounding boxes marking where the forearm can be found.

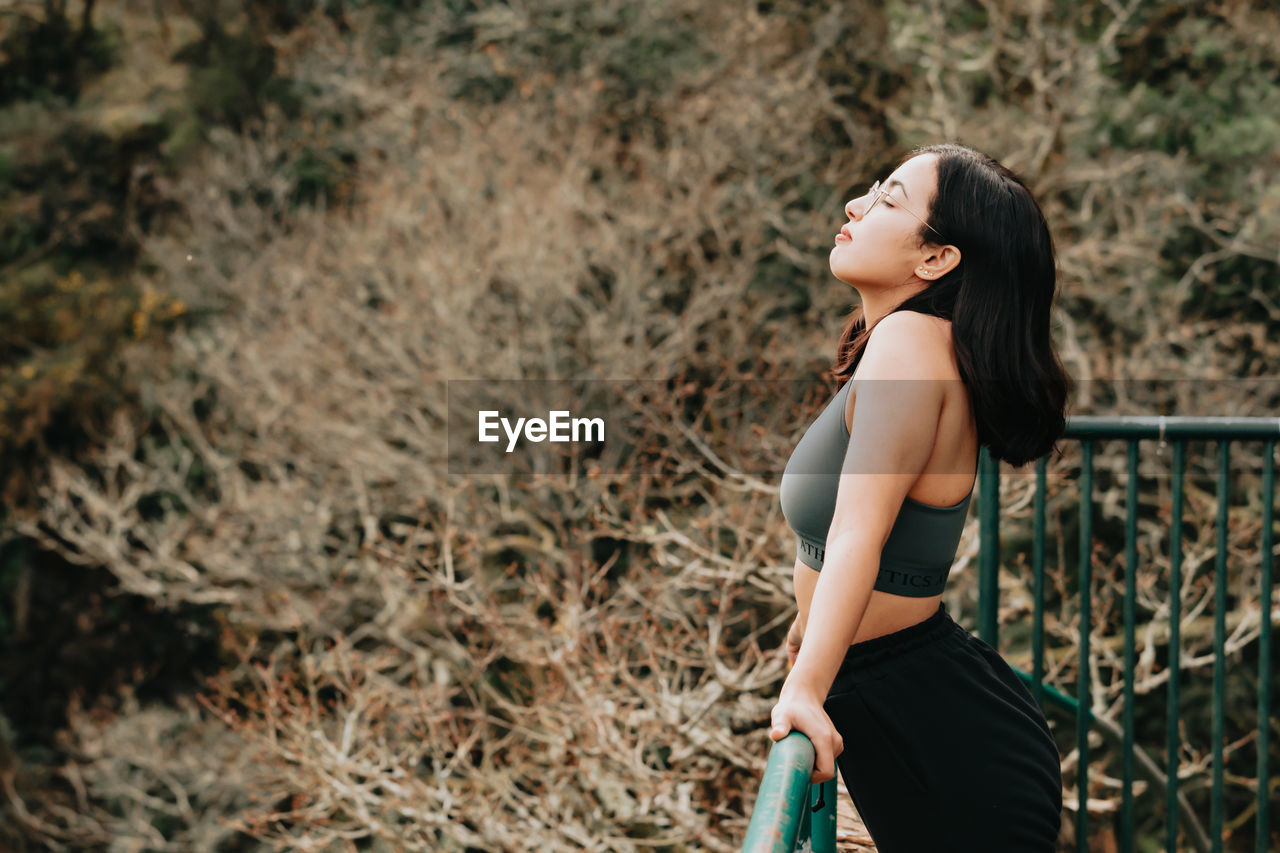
[780,532,880,702]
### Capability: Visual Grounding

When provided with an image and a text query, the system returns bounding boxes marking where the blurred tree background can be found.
[0,0,1276,850]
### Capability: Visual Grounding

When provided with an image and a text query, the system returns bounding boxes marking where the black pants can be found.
[823,601,1064,852]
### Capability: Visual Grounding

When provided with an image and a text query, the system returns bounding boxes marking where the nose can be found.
[845,192,870,220]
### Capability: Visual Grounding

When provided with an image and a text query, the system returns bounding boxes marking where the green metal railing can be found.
[978,416,1276,853]
[744,415,1276,853]
[741,732,838,852]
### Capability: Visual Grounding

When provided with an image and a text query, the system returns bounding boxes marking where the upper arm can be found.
[793,553,818,627]
[825,312,950,555]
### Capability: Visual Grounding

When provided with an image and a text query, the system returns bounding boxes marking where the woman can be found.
[770,144,1070,851]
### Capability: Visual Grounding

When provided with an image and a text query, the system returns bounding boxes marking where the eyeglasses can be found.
[861,179,944,240]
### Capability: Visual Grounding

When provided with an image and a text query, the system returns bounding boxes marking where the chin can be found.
[828,257,856,281]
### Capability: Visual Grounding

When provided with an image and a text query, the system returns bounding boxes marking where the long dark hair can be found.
[830,143,1072,467]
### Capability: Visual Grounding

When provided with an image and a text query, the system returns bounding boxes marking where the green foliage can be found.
[0,543,224,749]
[1091,5,1280,322]
[5,118,168,266]
[0,1,370,504]
[289,144,359,207]
[0,264,187,497]
[174,27,298,135]
[0,538,25,638]
[436,0,706,138]
[0,96,182,499]
[1102,8,1280,178]
[0,7,115,106]
[1162,224,1276,320]
[0,147,13,193]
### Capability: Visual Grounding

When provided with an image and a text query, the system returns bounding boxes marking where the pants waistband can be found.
[833,601,967,676]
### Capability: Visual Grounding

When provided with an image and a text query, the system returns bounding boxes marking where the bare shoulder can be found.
[861,311,955,379]
[870,310,952,343]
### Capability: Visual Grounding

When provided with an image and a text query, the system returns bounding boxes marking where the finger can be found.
[815,745,832,783]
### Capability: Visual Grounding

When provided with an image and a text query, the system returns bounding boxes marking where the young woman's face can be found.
[829,153,941,288]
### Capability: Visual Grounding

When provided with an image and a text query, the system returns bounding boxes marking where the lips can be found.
[835,224,852,242]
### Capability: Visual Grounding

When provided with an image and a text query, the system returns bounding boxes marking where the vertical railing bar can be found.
[1077,438,1093,853]
[978,445,1000,646]
[1123,439,1138,853]
[796,780,813,847]
[1168,439,1185,853]
[807,777,836,853]
[1257,439,1274,853]
[1212,440,1229,852]
[1033,455,1046,707]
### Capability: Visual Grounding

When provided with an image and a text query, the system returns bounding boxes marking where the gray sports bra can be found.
[779,379,973,597]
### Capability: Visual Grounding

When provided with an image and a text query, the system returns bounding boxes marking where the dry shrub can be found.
[7,3,890,849]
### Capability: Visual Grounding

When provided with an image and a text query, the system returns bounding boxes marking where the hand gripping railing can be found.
[740,732,838,852]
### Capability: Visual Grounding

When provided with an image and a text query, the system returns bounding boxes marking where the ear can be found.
[915,244,961,281]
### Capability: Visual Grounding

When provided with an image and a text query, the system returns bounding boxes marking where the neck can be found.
[852,280,927,326]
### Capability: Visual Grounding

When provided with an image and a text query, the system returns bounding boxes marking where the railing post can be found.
[1033,455,1047,709]
[978,445,1000,646]
[1167,439,1185,853]
[1122,439,1138,853]
[798,777,837,853]
[1211,439,1230,852]
[1077,438,1093,853]
[1258,439,1274,853]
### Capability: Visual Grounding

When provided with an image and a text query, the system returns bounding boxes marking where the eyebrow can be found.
[886,179,909,200]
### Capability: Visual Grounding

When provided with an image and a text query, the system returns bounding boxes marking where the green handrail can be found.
[741,732,836,852]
